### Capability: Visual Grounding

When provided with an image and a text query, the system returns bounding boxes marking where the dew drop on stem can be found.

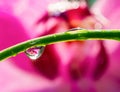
[25,46,45,60]
[68,27,84,31]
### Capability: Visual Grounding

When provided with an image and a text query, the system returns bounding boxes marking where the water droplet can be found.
[30,41,36,45]
[69,27,84,31]
[25,46,45,60]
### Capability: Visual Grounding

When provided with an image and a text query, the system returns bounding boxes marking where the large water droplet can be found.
[25,46,45,60]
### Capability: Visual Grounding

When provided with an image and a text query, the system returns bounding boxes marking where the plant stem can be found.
[0,29,120,61]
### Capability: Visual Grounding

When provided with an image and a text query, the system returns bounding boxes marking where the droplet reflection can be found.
[25,46,45,60]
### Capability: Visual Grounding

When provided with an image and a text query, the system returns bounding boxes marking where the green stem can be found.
[0,29,120,61]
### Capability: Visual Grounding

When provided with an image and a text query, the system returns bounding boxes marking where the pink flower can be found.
[0,0,117,92]
[91,0,120,92]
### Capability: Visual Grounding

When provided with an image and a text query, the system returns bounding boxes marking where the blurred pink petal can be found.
[92,0,120,92]
[0,0,116,92]
[0,61,61,92]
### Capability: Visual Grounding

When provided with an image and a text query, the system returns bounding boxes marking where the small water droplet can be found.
[30,41,36,45]
[25,46,45,60]
[11,51,17,57]
[69,27,84,31]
